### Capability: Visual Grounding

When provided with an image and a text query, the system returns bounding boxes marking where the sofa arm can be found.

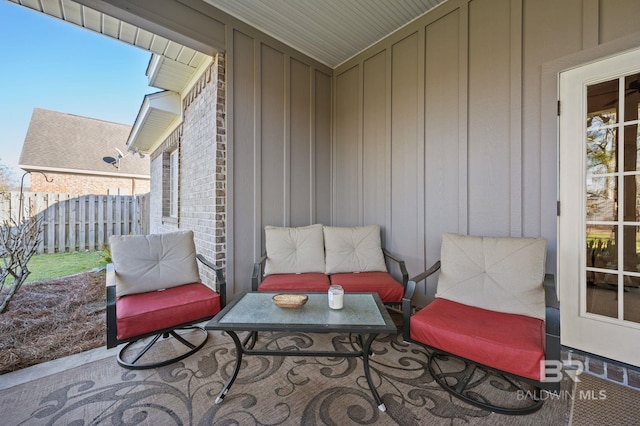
[196,254,227,308]
[251,253,268,291]
[543,273,561,391]
[402,261,441,342]
[105,263,118,349]
[382,248,409,287]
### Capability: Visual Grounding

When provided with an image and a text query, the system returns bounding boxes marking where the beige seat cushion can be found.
[264,224,326,275]
[110,230,201,297]
[436,232,547,320]
[324,225,387,274]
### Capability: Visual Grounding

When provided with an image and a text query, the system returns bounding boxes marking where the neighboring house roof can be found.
[19,108,150,178]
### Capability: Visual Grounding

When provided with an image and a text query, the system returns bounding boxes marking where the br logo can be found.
[541,360,584,383]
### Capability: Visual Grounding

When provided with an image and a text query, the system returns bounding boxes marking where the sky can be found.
[0,1,153,182]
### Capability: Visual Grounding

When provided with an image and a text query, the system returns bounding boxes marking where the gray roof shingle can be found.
[19,108,150,177]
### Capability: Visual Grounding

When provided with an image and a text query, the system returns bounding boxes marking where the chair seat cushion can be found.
[116,283,221,340]
[330,272,404,303]
[257,273,330,292]
[411,298,545,380]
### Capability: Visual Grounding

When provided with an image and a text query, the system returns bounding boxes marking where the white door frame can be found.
[559,47,640,366]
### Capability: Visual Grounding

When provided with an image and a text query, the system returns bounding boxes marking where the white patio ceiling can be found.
[10,0,448,69]
[203,0,447,68]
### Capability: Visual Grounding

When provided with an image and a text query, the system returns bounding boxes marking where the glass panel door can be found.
[559,47,640,367]
[585,73,640,323]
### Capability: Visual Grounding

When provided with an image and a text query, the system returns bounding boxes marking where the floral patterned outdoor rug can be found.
[0,330,571,425]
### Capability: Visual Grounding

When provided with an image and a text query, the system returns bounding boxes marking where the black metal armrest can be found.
[382,248,409,287]
[196,254,227,307]
[544,273,560,339]
[401,260,441,341]
[412,260,442,287]
[543,273,561,392]
[251,253,268,291]
[105,263,118,349]
[544,273,559,310]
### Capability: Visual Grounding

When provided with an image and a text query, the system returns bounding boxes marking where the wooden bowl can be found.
[272,293,308,309]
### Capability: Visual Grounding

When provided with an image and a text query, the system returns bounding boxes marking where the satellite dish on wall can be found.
[103,156,117,166]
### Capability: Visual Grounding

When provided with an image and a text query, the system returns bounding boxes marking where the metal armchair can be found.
[106,230,226,369]
[402,233,560,415]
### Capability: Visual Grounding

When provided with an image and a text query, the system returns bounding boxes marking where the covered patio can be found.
[3,0,640,423]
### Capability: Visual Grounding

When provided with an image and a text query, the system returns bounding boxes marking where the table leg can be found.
[360,333,386,412]
[215,330,243,404]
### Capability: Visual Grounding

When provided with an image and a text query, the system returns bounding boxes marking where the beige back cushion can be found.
[324,225,388,274]
[110,230,201,297]
[264,224,326,275]
[436,232,547,320]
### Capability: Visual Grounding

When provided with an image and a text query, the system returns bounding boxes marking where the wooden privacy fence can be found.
[0,192,150,254]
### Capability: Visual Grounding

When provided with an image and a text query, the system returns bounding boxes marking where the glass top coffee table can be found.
[205,291,397,412]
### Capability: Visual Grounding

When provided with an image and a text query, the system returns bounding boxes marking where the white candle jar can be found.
[328,285,344,309]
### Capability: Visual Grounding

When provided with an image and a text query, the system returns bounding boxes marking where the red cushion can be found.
[116,282,221,340]
[410,298,545,380]
[258,273,330,292]
[330,272,404,303]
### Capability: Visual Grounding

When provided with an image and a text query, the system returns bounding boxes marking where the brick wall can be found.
[150,54,227,291]
[30,171,149,195]
[564,349,640,390]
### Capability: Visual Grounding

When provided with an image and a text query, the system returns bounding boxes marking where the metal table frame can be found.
[205,291,397,412]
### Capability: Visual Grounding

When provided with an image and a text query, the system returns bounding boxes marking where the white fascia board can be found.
[146,53,162,80]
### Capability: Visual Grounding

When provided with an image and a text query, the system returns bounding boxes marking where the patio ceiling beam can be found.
[73,0,225,56]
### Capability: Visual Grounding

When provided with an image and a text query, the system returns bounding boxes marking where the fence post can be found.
[88,195,96,250]
[46,193,56,254]
[97,195,105,250]
[68,195,77,252]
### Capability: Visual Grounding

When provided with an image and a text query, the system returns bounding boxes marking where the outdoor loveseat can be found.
[252,224,408,305]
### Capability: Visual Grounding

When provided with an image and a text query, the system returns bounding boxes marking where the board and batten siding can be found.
[332,0,640,300]
[228,27,332,294]
[111,0,640,300]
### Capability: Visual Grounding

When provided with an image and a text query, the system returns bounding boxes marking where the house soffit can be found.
[10,0,209,68]
[127,91,181,153]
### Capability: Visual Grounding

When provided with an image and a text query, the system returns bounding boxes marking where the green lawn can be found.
[22,251,108,284]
